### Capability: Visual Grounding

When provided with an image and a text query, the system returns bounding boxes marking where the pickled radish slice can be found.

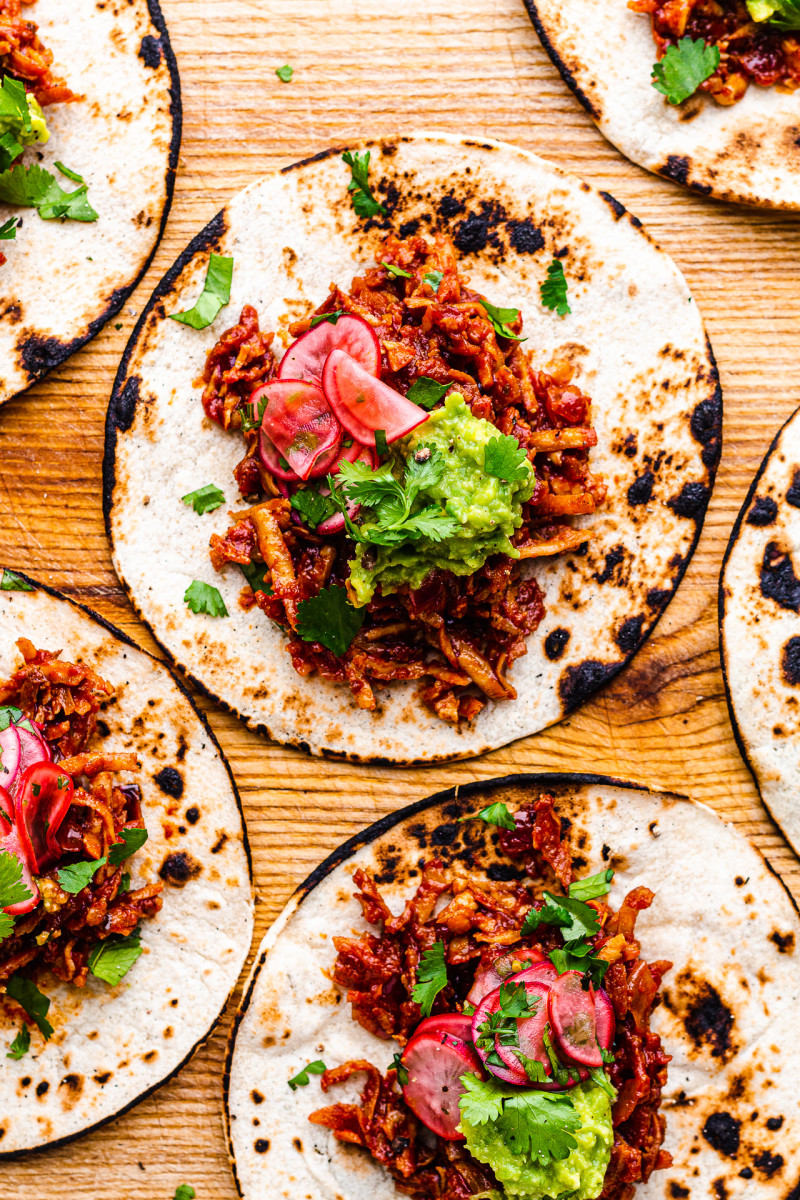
[253,379,342,481]
[466,948,545,1007]
[322,350,428,447]
[508,961,559,990]
[471,986,529,1086]
[0,785,39,915]
[548,971,603,1068]
[259,430,300,481]
[14,762,74,873]
[0,722,20,790]
[496,980,553,1080]
[401,1030,483,1140]
[408,1013,475,1048]
[594,988,615,1050]
[15,721,51,782]
[278,314,380,383]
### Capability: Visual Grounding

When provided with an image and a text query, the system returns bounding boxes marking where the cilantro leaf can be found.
[287,1059,326,1090]
[569,868,614,901]
[588,1066,616,1099]
[310,310,344,328]
[0,77,32,138]
[391,1051,409,1085]
[240,561,271,595]
[382,260,411,278]
[0,849,33,940]
[651,37,720,105]
[169,253,233,330]
[398,505,459,542]
[88,928,143,986]
[336,458,404,510]
[0,706,23,733]
[459,801,517,831]
[484,434,531,484]
[0,216,19,240]
[549,946,609,989]
[522,892,600,944]
[290,486,336,530]
[7,1024,30,1060]
[108,827,148,866]
[411,940,448,1017]
[459,1073,580,1165]
[424,270,443,293]
[459,1073,506,1125]
[57,855,106,895]
[0,569,32,591]
[342,150,387,219]
[481,298,526,342]
[295,584,364,655]
[540,260,571,316]
[332,449,460,548]
[275,64,294,82]
[406,377,450,409]
[174,1187,196,1200]
[0,133,22,173]
[6,974,53,1039]
[374,428,390,460]
[0,161,98,222]
[184,580,229,618]
[119,872,131,893]
[182,484,225,515]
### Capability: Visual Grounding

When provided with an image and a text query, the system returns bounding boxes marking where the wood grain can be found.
[1,1,799,1196]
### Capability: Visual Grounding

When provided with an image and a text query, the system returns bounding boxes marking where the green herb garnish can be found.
[290,486,336,530]
[0,161,98,222]
[240,561,271,595]
[309,310,344,328]
[540,260,571,316]
[295,585,364,655]
[424,270,443,293]
[0,850,32,942]
[405,377,450,410]
[6,1024,30,1060]
[0,216,19,241]
[57,855,107,895]
[411,940,448,1017]
[108,827,148,866]
[459,801,517,831]
[569,869,614,902]
[481,298,526,342]
[329,450,460,548]
[174,1186,196,1200]
[275,64,294,82]
[459,1074,581,1163]
[6,974,53,1038]
[651,37,720,105]
[391,1051,409,1085]
[184,580,229,618]
[169,253,233,330]
[484,434,531,485]
[0,569,32,591]
[88,928,142,986]
[182,484,225,515]
[287,1059,327,1090]
[383,260,411,278]
[342,149,386,219]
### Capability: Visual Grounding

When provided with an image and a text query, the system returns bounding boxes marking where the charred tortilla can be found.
[524,0,800,209]
[105,133,720,763]
[721,406,800,856]
[0,571,253,1156]
[0,0,180,406]
[225,772,800,1200]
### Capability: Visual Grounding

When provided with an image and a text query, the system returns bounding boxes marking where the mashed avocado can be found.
[460,1080,614,1200]
[0,93,49,148]
[348,393,535,606]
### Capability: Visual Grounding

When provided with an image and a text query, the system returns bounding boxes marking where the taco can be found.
[0,0,180,406]
[720,405,800,856]
[524,0,800,209]
[225,773,800,1200]
[0,568,253,1156]
[105,133,720,763]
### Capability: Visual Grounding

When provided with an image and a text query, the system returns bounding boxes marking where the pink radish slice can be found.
[408,1013,475,1047]
[0,722,21,789]
[253,379,342,481]
[259,430,301,482]
[466,947,545,1007]
[278,314,381,384]
[322,350,429,447]
[594,988,615,1050]
[0,784,40,916]
[495,980,553,1080]
[471,987,529,1086]
[15,722,51,783]
[401,1031,483,1140]
[548,971,603,1068]
[508,961,559,990]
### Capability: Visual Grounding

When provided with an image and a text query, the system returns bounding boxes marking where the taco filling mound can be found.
[306,795,670,1200]
[0,639,159,993]
[204,234,606,725]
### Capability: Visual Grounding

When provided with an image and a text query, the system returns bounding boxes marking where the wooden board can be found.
[1,1,799,1195]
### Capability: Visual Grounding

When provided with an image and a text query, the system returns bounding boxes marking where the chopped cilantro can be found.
[287,1059,326,1090]
[108,827,148,866]
[88,928,142,986]
[53,160,84,184]
[57,855,107,895]
[309,310,344,328]
[481,298,526,342]
[184,580,229,618]
[405,377,450,410]
[290,486,336,530]
[651,37,720,105]
[275,64,294,82]
[0,160,98,221]
[329,449,460,548]
[391,1051,409,1085]
[0,850,32,941]
[484,434,531,484]
[6,1024,30,1060]
[588,1066,616,1099]
[522,892,600,943]
[374,428,389,459]
[540,260,571,316]
[475,981,539,1070]
[182,484,225,515]
[411,940,448,1017]
[295,585,364,655]
[119,872,131,893]
[240,561,271,595]
[169,253,233,330]
[0,132,22,174]
[423,270,443,293]
[174,1187,196,1200]
[542,1023,583,1087]
[342,149,386,219]
[0,569,32,592]
[458,1073,580,1163]
[459,801,516,831]
[382,260,411,278]
[569,868,614,901]
[0,706,23,732]
[549,945,609,989]
[0,216,19,240]
[6,974,53,1038]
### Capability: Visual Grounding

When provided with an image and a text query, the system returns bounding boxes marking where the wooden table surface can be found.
[2,1,799,1196]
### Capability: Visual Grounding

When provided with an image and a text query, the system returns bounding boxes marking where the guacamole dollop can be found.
[460,1080,614,1200]
[0,94,49,148]
[348,392,536,606]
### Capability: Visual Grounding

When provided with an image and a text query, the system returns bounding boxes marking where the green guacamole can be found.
[0,94,49,149]
[348,393,536,606]
[460,1080,614,1200]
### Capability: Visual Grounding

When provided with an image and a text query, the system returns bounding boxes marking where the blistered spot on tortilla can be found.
[766,1116,784,1131]
[138,34,163,68]
[506,218,545,254]
[599,191,626,220]
[143,1050,158,1062]
[487,862,525,882]
[558,659,617,712]
[211,831,228,854]
[36,1081,49,1097]
[746,497,778,527]
[753,1150,785,1178]
[669,1184,690,1198]
[293,1137,303,1151]
[627,470,654,506]
[159,850,202,886]
[659,155,692,186]
[454,212,490,254]
[780,638,800,687]
[109,375,141,433]
[760,543,800,612]
[667,481,709,520]
[768,930,795,954]
[615,615,644,654]
[647,587,670,609]
[185,805,200,825]
[544,628,570,661]
[594,545,628,586]
[785,470,800,508]
[254,1138,270,1153]
[703,1112,741,1157]
[154,765,184,797]
[408,822,428,848]
[58,1073,84,1110]
[430,822,459,847]
[680,979,736,1060]
[93,1071,111,1084]
[252,1089,264,1104]
[690,389,723,469]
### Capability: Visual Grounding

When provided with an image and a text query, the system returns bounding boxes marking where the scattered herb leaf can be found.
[0,569,32,592]
[309,310,344,328]
[295,585,364,655]
[57,855,106,895]
[275,64,294,82]
[287,1059,326,1090]
[651,37,720,105]
[405,377,450,410]
[0,850,32,940]
[0,215,19,240]
[0,160,98,221]
[108,827,148,866]
[330,450,460,548]
[184,580,229,618]
[169,253,233,330]
[569,868,614,902]
[382,260,412,278]
[342,149,386,219]
[391,1051,409,1085]
[374,428,389,459]
[182,484,225,515]
[6,973,53,1038]
[424,270,443,293]
[290,486,336,530]
[88,928,142,986]
[174,1187,196,1200]
[459,1073,580,1163]
[459,801,516,831]
[484,434,531,484]
[240,561,272,595]
[411,940,447,1017]
[540,260,571,316]
[481,298,526,341]
[7,1024,30,1060]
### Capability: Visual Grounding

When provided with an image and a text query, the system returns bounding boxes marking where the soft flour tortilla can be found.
[0,0,180,406]
[524,0,800,210]
[105,133,720,763]
[225,773,800,1200]
[0,572,253,1157]
[721,407,800,856]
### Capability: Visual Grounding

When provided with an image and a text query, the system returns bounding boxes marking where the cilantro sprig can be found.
[182,484,225,515]
[0,850,33,942]
[291,486,337,530]
[481,298,526,342]
[651,38,720,105]
[295,585,364,655]
[459,1074,581,1163]
[406,377,450,410]
[342,149,387,219]
[522,890,609,988]
[108,827,148,865]
[424,270,443,293]
[184,580,229,618]
[569,868,614,902]
[411,940,448,1017]
[287,1059,326,1090]
[328,449,460,548]
[7,1024,30,1060]
[169,253,233,330]
[57,855,106,895]
[475,981,546,1079]
[540,260,571,316]
[0,569,32,591]
[459,801,517,831]
[484,434,531,485]
[0,160,98,222]
[174,1187,196,1200]
[88,928,143,986]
